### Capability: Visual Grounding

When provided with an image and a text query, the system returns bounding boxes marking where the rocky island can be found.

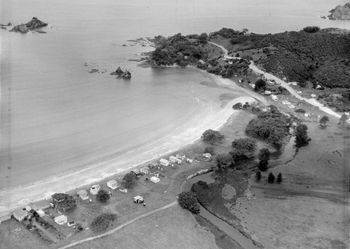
[10,17,48,34]
[328,2,350,20]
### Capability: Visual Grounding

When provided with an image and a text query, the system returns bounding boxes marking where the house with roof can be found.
[54,215,67,225]
[169,156,182,164]
[90,184,101,195]
[159,158,170,167]
[12,209,29,222]
[150,176,160,183]
[133,195,144,204]
[107,180,119,190]
[77,189,89,200]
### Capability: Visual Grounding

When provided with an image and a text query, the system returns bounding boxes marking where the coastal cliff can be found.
[10,17,47,33]
[328,2,350,20]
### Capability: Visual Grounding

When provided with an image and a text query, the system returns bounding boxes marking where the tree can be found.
[52,193,77,212]
[338,114,348,126]
[254,79,267,92]
[122,171,138,189]
[276,173,282,183]
[268,173,275,183]
[201,129,224,144]
[216,153,234,169]
[258,159,268,171]
[178,191,200,214]
[91,213,117,233]
[255,171,262,181]
[319,115,329,128]
[295,124,311,148]
[258,148,270,161]
[198,33,208,44]
[96,189,110,203]
[232,138,257,155]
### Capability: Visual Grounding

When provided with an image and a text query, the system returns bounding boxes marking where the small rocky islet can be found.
[1,17,48,33]
[327,2,350,20]
[110,67,132,79]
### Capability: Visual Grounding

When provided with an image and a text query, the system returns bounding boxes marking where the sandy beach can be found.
[0,71,259,217]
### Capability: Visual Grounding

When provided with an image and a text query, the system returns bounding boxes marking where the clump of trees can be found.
[295,124,311,148]
[246,106,291,149]
[255,171,262,181]
[232,102,243,110]
[216,153,234,170]
[258,148,270,171]
[231,138,257,162]
[178,191,200,214]
[96,189,110,203]
[267,173,275,183]
[319,115,329,128]
[254,79,267,92]
[52,193,77,212]
[90,213,117,233]
[276,173,282,183]
[122,171,138,189]
[201,129,224,144]
[302,26,320,33]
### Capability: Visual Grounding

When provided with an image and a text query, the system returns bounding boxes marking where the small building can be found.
[31,199,51,211]
[150,176,160,183]
[169,156,182,164]
[271,95,278,101]
[54,215,67,225]
[202,153,212,160]
[12,209,28,222]
[36,209,46,217]
[176,154,186,160]
[263,90,272,95]
[107,180,119,190]
[77,190,89,200]
[90,184,101,195]
[139,167,149,175]
[186,158,193,164]
[310,94,317,98]
[0,214,11,224]
[133,195,144,204]
[159,158,170,167]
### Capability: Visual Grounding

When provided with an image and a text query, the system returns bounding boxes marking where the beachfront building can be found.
[107,180,120,190]
[169,155,182,164]
[90,184,101,195]
[54,215,68,225]
[159,158,170,167]
[12,209,29,222]
[77,190,89,200]
[139,167,149,175]
[150,176,160,183]
[31,199,51,211]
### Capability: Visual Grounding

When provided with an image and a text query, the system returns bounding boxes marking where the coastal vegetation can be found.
[295,124,311,148]
[245,106,291,149]
[201,129,224,144]
[121,171,138,189]
[96,189,111,203]
[178,191,200,214]
[90,213,117,233]
[319,115,330,128]
[52,193,77,212]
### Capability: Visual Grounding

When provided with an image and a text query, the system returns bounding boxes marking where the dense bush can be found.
[319,115,330,128]
[295,124,311,148]
[258,159,269,172]
[267,173,275,183]
[201,129,224,144]
[258,148,270,161]
[302,26,320,33]
[122,171,138,189]
[231,138,257,154]
[216,153,234,169]
[254,79,267,92]
[91,213,117,233]
[246,107,291,149]
[232,102,243,110]
[96,189,110,203]
[52,193,77,212]
[178,191,200,214]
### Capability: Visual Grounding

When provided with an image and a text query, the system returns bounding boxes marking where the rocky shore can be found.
[9,17,47,34]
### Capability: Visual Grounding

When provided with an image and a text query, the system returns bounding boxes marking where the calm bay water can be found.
[0,0,349,210]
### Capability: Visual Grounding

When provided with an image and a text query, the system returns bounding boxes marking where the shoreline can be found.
[0,72,259,217]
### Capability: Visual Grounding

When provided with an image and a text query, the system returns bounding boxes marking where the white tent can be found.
[150,176,160,183]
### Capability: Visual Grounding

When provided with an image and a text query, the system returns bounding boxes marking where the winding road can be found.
[209,41,345,119]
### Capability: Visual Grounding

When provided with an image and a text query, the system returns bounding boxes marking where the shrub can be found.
[52,193,77,212]
[254,79,267,92]
[302,26,320,33]
[319,115,329,128]
[258,160,269,171]
[276,173,282,183]
[232,102,243,110]
[295,124,311,148]
[231,138,257,155]
[216,153,234,169]
[295,108,306,114]
[178,191,200,214]
[255,171,262,181]
[267,173,275,183]
[258,148,270,161]
[91,213,117,233]
[122,171,138,189]
[96,189,110,203]
[201,129,224,144]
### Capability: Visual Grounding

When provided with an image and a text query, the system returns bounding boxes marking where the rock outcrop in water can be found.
[10,17,48,33]
[110,67,131,79]
[328,3,350,20]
